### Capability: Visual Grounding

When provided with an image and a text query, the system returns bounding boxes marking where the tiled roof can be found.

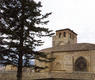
[56,28,77,35]
[40,43,95,53]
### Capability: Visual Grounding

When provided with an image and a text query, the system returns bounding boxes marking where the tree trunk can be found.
[17,27,23,80]
[17,1,24,80]
[17,51,23,80]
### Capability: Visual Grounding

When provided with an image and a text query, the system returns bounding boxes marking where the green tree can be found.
[0,0,54,80]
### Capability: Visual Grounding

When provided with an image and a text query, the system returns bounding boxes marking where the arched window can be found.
[59,33,61,38]
[70,33,71,38]
[74,57,88,71]
[63,32,66,37]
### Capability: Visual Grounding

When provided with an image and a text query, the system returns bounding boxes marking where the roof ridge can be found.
[40,43,95,52]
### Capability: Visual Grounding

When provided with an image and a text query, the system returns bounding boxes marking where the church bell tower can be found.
[52,28,77,47]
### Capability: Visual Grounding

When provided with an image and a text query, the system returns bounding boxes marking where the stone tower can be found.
[52,28,77,47]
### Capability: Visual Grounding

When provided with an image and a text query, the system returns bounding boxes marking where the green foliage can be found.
[0,0,54,80]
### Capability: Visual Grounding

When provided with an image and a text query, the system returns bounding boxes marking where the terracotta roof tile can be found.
[56,28,77,35]
[40,43,95,53]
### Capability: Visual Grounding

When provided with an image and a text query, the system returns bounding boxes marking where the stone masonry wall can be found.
[0,71,94,80]
[51,50,94,72]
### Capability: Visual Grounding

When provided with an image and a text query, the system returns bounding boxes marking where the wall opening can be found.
[59,33,61,38]
[74,57,88,71]
[63,32,66,37]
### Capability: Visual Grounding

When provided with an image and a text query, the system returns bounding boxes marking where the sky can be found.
[37,0,95,50]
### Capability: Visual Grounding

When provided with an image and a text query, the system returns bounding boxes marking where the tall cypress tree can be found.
[0,0,54,80]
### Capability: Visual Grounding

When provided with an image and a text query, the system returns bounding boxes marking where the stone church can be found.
[34,28,95,80]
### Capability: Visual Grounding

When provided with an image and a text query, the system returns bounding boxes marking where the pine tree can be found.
[0,0,54,80]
